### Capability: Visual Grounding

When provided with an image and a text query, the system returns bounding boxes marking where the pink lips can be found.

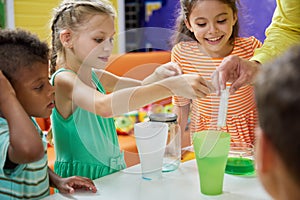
[47,102,55,109]
[206,36,223,45]
[99,57,109,62]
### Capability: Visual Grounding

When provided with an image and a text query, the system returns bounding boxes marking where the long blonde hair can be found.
[48,0,116,144]
[49,0,116,75]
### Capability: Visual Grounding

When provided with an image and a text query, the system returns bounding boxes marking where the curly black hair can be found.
[0,28,49,82]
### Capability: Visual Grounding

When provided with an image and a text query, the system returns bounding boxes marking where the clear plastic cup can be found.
[134,121,168,180]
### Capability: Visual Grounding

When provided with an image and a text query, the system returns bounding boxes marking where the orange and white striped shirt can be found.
[172,37,262,144]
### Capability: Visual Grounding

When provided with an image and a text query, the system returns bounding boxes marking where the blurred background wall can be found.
[129,0,276,51]
[0,0,121,53]
[0,0,276,53]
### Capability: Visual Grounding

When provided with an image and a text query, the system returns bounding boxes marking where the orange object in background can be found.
[106,51,171,80]
[36,117,55,194]
[35,117,51,131]
[47,146,56,194]
[106,51,172,106]
[118,134,140,167]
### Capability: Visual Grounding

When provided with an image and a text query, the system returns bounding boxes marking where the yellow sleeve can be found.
[251,0,300,64]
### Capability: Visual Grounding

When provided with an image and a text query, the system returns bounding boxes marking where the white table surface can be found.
[42,159,272,200]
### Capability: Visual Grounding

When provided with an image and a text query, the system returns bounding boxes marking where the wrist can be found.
[154,78,174,97]
[48,167,60,189]
[142,73,157,85]
[250,60,262,85]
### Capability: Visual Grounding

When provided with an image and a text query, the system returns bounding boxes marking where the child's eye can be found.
[109,37,114,43]
[34,84,44,90]
[197,23,206,27]
[95,38,104,43]
[217,19,227,24]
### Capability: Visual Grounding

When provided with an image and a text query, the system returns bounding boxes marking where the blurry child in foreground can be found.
[254,45,300,200]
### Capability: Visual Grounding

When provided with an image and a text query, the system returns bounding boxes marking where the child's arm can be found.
[0,71,44,166]
[94,69,141,92]
[47,167,97,194]
[54,71,214,118]
[142,62,182,85]
[174,104,191,148]
[74,73,214,117]
[95,62,182,92]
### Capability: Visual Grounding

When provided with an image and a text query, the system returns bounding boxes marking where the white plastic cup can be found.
[134,122,168,180]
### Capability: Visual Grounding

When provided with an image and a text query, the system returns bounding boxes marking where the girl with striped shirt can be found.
[172,0,262,147]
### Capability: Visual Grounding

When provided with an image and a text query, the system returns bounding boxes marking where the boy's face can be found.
[12,62,55,118]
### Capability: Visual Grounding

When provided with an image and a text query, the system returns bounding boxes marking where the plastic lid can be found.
[149,113,177,122]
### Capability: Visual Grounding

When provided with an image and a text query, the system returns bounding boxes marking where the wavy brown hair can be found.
[171,0,239,46]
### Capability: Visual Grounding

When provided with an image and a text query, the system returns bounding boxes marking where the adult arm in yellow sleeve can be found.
[212,0,300,94]
[252,0,300,64]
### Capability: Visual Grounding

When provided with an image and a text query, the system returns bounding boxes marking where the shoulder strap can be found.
[91,70,106,94]
[50,68,76,86]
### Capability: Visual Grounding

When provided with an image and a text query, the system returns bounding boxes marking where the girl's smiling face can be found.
[185,0,237,58]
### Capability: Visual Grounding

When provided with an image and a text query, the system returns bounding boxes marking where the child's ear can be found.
[60,29,73,48]
[256,128,275,173]
[184,19,193,32]
[233,13,238,26]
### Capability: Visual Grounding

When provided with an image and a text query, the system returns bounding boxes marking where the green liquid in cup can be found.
[225,157,254,175]
[193,131,231,195]
[196,156,228,195]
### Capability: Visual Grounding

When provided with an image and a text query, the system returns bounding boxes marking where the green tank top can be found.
[50,68,126,180]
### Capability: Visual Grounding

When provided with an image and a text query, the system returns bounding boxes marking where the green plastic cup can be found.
[193,130,231,195]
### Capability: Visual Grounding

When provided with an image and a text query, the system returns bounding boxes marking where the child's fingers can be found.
[60,185,75,194]
[169,62,182,75]
[165,62,181,75]
[67,187,75,194]
[68,177,97,193]
[75,176,95,185]
[162,69,176,77]
[158,62,182,77]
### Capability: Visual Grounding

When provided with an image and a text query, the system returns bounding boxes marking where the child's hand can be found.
[56,176,97,194]
[160,74,215,99]
[142,62,182,85]
[0,70,16,105]
[155,62,182,78]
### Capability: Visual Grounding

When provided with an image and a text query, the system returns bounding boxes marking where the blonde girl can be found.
[50,0,213,180]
